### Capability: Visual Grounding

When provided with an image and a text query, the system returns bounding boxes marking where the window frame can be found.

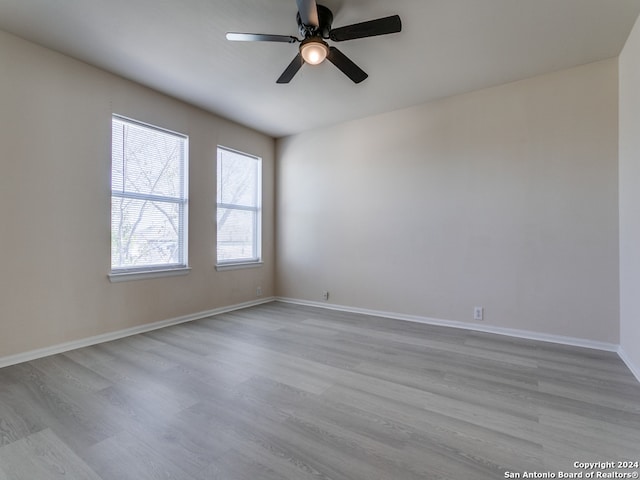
[215,146,263,270]
[109,115,190,282]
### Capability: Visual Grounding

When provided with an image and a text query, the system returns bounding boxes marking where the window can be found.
[110,116,189,279]
[216,146,262,268]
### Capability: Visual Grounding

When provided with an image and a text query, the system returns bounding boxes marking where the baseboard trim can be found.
[617,347,640,383]
[276,297,619,352]
[4,296,633,381]
[0,297,275,369]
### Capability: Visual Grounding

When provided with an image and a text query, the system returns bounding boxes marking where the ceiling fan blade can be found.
[277,53,305,83]
[327,47,367,84]
[226,32,298,43]
[329,15,401,42]
[296,0,319,27]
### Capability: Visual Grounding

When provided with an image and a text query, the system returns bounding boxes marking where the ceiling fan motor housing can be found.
[297,4,333,38]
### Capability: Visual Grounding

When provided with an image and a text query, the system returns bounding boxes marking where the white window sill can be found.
[215,261,263,272]
[108,267,192,283]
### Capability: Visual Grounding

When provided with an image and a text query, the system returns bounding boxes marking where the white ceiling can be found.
[0,0,639,138]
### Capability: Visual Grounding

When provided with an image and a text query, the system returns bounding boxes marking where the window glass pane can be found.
[217,207,256,262]
[113,119,185,198]
[217,149,257,207]
[112,197,183,268]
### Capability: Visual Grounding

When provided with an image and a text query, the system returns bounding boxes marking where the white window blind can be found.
[111,116,188,273]
[216,147,262,265]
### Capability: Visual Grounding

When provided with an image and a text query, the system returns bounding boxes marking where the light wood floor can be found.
[1,302,639,479]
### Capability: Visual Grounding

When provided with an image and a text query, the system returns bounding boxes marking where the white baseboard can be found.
[618,347,640,383]
[276,297,619,352]
[5,296,635,384]
[0,297,275,369]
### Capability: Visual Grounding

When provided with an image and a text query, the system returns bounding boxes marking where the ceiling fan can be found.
[226,0,402,84]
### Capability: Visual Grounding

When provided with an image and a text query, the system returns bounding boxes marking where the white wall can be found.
[619,15,640,378]
[276,59,619,343]
[0,30,275,358]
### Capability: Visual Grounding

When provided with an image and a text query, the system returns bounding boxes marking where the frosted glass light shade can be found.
[300,40,329,65]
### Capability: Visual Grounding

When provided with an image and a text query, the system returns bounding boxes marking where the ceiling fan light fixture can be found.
[226,1,402,84]
[300,38,329,65]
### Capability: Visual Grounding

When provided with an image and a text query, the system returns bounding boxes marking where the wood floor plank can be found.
[182,400,338,480]
[0,301,639,479]
[0,429,102,480]
[64,347,199,413]
[146,341,254,387]
[29,355,113,394]
[83,430,201,480]
[0,364,121,451]
[201,447,292,480]
[0,401,37,447]
[236,376,523,478]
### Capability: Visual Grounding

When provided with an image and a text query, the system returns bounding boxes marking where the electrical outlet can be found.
[256,286,262,297]
[322,291,329,301]
[474,306,484,321]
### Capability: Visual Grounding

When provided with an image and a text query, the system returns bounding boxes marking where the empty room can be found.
[1,0,640,479]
